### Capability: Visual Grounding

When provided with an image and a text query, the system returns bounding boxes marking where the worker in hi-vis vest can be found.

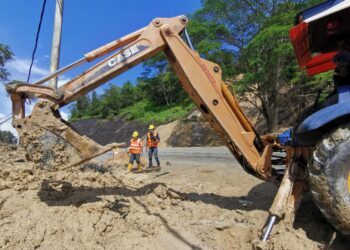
[146,124,160,168]
[127,131,143,172]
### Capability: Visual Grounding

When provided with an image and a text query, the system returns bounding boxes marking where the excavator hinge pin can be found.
[153,19,161,26]
[164,27,173,35]
[179,15,188,24]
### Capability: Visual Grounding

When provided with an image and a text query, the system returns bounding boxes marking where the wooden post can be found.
[49,0,64,89]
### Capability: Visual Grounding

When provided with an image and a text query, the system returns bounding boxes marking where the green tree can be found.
[187,16,236,78]
[120,81,138,107]
[100,84,122,118]
[0,44,13,84]
[89,90,101,117]
[139,56,186,106]
[237,22,296,131]
[0,130,17,144]
[70,94,91,119]
[235,1,328,132]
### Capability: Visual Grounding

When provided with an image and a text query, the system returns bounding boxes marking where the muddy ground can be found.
[0,144,349,249]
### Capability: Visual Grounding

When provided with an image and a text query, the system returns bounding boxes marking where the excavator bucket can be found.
[13,100,123,170]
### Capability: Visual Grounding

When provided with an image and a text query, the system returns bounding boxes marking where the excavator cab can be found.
[290,0,350,75]
[289,0,350,146]
[283,0,350,236]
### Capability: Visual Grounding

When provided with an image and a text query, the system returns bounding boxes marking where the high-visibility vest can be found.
[129,138,142,154]
[147,132,159,148]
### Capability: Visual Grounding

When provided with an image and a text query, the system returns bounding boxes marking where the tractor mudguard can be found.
[293,86,350,146]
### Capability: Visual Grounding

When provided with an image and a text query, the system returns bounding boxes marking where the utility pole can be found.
[49,0,64,89]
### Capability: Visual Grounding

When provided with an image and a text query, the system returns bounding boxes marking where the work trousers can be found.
[129,153,141,164]
[148,147,160,167]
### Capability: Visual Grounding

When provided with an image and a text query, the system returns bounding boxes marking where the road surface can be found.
[98,147,238,167]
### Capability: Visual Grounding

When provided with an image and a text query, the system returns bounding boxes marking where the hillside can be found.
[71,118,148,146]
[71,110,225,147]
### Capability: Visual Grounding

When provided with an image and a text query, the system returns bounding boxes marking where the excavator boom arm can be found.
[7,15,272,179]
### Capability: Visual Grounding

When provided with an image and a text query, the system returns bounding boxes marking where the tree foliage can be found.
[236,5,299,131]
[0,130,17,144]
[0,44,13,84]
[235,0,328,131]
[70,81,146,120]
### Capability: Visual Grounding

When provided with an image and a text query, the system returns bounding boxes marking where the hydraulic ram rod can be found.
[32,57,86,86]
[31,27,146,86]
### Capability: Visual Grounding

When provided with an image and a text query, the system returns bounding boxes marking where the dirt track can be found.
[0,144,349,249]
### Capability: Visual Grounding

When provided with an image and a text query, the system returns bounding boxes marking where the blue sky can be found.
[0,0,201,135]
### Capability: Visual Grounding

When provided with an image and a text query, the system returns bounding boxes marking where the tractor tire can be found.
[309,124,350,235]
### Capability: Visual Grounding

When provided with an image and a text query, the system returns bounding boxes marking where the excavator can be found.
[5,0,350,241]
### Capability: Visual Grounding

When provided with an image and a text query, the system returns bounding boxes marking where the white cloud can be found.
[6,57,71,87]
[6,57,50,81]
[60,110,69,121]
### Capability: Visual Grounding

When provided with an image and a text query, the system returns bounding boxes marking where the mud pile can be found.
[103,150,148,173]
[166,111,225,147]
[0,144,349,249]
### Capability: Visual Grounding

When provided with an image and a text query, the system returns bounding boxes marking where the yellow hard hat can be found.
[149,124,155,130]
[132,131,139,137]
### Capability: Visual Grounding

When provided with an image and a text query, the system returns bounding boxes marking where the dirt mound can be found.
[1,144,349,249]
[166,111,225,147]
[153,120,179,148]
[103,150,148,173]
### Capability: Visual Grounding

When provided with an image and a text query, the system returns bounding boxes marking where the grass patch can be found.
[120,100,195,124]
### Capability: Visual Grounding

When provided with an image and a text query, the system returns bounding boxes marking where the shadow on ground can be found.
[38,179,276,212]
[38,179,349,249]
[293,199,350,250]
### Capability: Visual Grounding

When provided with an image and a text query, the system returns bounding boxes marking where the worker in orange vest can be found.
[127,131,143,172]
[146,124,160,168]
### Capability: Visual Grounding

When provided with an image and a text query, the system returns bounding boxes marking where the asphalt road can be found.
[156,147,237,167]
[98,147,239,167]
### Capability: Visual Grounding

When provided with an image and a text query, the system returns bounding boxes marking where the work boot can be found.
[127,163,133,172]
[137,163,142,171]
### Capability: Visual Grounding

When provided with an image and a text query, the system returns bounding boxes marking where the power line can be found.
[0,113,12,121]
[27,0,48,84]
[0,116,12,126]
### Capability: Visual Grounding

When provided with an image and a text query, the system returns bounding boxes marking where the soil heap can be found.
[0,144,349,249]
